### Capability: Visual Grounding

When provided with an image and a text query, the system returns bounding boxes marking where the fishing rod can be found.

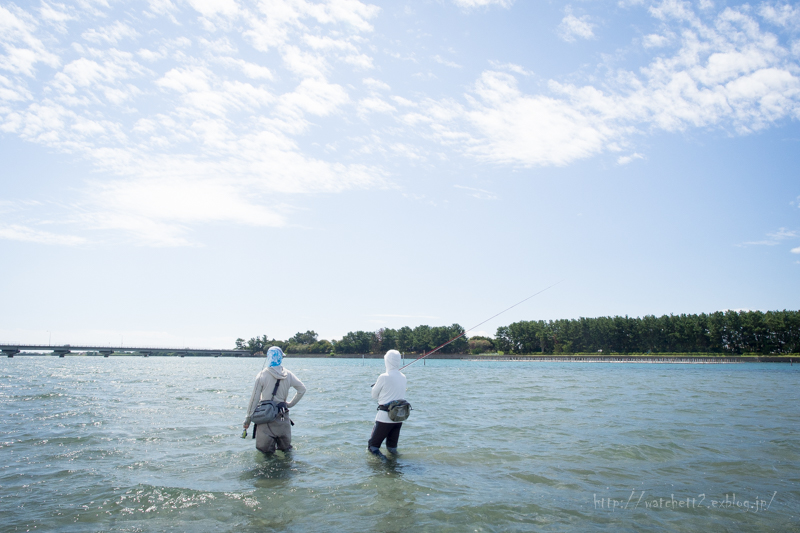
[396,280,564,371]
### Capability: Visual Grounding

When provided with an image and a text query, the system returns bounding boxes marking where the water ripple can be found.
[0,357,797,531]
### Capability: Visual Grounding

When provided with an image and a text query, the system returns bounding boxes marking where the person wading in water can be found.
[368,349,407,457]
[244,347,306,454]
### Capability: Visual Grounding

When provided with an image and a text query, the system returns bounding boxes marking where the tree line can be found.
[496,310,800,355]
[236,310,800,356]
[236,324,469,355]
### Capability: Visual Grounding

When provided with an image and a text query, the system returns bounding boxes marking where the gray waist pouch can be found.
[251,379,282,424]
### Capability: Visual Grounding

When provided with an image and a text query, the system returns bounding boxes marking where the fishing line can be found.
[398,280,564,371]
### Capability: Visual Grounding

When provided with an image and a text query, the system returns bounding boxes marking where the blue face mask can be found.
[267,347,284,367]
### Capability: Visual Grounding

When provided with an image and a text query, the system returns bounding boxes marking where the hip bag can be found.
[251,379,286,425]
[378,399,412,422]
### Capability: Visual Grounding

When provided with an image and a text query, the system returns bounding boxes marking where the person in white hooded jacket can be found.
[368,349,407,456]
[244,346,306,454]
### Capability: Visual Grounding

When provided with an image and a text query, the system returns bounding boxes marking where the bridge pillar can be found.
[99,349,113,358]
[3,348,19,358]
[54,349,71,357]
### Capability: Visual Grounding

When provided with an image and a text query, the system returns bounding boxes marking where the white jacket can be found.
[371,350,407,423]
[244,365,306,425]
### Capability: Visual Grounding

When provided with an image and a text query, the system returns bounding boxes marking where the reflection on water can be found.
[0,357,798,532]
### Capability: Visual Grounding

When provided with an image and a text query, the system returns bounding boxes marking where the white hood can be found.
[384,350,402,372]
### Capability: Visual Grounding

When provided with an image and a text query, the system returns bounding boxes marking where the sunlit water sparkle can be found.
[0,357,798,532]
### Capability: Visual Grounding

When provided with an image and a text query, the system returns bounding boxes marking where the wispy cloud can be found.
[760,2,800,29]
[617,153,644,165]
[558,7,595,42]
[0,4,61,76]
[407,3,800,167]
[454,184,497,200]
[0,224,87,246]
[0,0,384,246]
[82,21,139,44]
[3,0,800,249]
[740,227,798,246]
[434,55,462,68]
[452,0,513,9]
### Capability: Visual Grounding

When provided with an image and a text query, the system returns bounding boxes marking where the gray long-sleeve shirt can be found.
[244,366,306,425]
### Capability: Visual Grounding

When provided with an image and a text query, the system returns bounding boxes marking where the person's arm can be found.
[371,375,385,400]
[243,376,264,428]
[286,374,306,408]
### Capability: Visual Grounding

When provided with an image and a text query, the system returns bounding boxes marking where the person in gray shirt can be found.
[244,347,306,453]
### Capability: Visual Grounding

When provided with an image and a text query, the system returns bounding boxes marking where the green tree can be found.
[468,338,494,354]
[334,330,375,354]
[290,330,318,345]
[397,326,413,353]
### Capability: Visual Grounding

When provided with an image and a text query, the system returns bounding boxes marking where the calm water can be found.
[0,357,798,532]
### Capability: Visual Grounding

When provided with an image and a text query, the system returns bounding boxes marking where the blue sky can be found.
[1,0,799,348]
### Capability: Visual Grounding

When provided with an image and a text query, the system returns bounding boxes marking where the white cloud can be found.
[0,223,87,246]
[760,2,800,29]
[304,34,358,53]
[617,153,644,164]
[741,227,798,246]
[452,0,513,8]
[409,3,800,167]
[363,77,390,91]
[769,228,798,239]
[244,0,379,52]
[792,246,800,254]
[391,95,416,107]
[157,67,211,93]
[643,33,671,48]
[147,0,178,17]
[281,45,330,78]
[306,0,380,32]
[409,71,616,167]
[489,62,532,76]
[0,0,388,247]
[39,2,75,32]
[186,0,239,18]
[217,57,273,79]
[4,0,800,249]
[434,55,462,68]
[82,21,139,44]
[558,7,595,42]
[454,184,497,199]
[0,5,61,76]
[357,96,395,117]
[276,78,347,119]
[343,53,373,69]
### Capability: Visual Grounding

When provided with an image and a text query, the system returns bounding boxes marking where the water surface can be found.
[1,357,798,531]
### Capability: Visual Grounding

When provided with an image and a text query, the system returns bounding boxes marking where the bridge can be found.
[1,344,252,358]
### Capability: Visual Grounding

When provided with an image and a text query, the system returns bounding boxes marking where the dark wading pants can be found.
[256,417,292,453]
[368,421,402,449]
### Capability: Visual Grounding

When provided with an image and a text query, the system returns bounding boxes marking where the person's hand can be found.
[277,402,289,411]
[243,422,250,429]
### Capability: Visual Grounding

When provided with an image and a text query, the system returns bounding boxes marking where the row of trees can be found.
[495,310,800,355]
[235,331,333,355]
[236,324,469,355]
[334,324,468,354]
[236,310,800,356]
